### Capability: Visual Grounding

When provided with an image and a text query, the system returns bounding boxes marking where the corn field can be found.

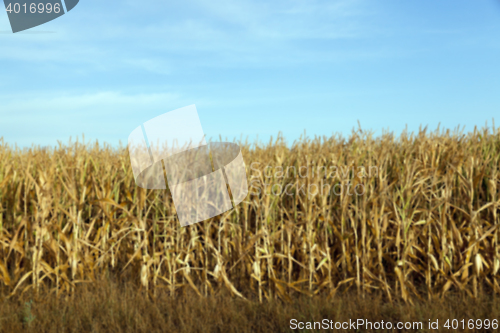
[0,126,499,303]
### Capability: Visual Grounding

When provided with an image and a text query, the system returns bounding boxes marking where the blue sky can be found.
[1,0,499,148]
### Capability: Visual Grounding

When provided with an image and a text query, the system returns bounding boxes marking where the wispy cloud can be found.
[2,0,498,147]
[0,91,186,146]
[0,0,372,70]
[0,91,182,119]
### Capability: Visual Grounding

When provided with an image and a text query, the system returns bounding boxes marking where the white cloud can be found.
[0,90,189,146]
[0,0,371,71]
[0,91,182,118]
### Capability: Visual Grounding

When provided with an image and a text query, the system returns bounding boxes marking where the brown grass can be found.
[0,124,499,308]
[1,279,500,332]
[0,279,500,333]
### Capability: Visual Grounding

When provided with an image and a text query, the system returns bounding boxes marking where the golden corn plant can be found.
[0,125,498,303]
